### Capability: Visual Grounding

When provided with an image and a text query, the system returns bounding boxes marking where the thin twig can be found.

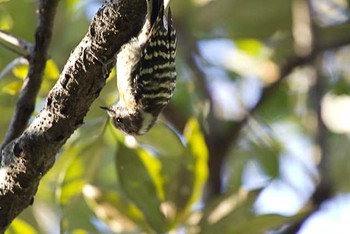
[0,29,33,56]
[0,40,28,57]
[307,0,333,207]
[279,1,332,233]
[1,0,59,150]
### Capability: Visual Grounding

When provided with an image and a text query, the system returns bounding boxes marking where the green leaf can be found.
[0,8,13,30]
[200,189,260,226]
[116,143,168,233]
[225,212,309,234]
[225,151,251,192]
[6,219,37,234]
[200,188,311,234]
[246,121,283,179]
[136,122,185,157]
[65,0,80,12]
[135,122,192,222]
[183,118,209,212]
[139,149,165,200]
[329,134,350,193]
[55,120,119,205]
[106,67,116,83]
[55,133,116,232]
[60,196,98,232]
[70,230,88,234]
[135,120,208,222]
[199,189,261,234]
[44,59,60,80]
[56,149,87,206]
[12,64,28,80]
[236,38,264,56]
[330,77,350,95]
[258,83,294,122]
[83,185,152,233]
[56,135,113,207]
[253,139,281,179]
[2,81,22,95]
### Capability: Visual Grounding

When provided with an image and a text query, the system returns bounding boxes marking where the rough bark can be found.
[0,0,147,231]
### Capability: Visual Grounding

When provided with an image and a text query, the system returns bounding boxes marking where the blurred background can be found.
[1,0,350,233]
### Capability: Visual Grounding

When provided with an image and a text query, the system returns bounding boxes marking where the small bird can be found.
[101,0,176,135]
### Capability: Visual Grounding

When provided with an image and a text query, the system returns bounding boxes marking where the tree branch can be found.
[1,0,60,151]
[280,1,333,233]
[0,29,33,57]
[0,0,147,230]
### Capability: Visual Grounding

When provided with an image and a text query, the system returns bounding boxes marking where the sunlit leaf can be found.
[37,127,107,205]
[141,150,165,199]
[236,38,263,56]
[83,185,152,233]
[254,142,281,179]
[133,122,193,223]
[60,196,98,233]
[225,151,251,192]
[56,150,87,206]
[200,189,262,233]
[65,0,80,12]
[225,212,310,234]
[0,8,12,30]
[104,121,124,148]
[201,195,311,234]
[136,121,185,157]
[116,143,168,233]
[44,59,60,80]
[183,117,209,209]
[2,81,22,95]
[246,121,282,179]
[12,64,28,80]
[6,219,37,234]
[106,67,116,83]
[55,144,107,233]
[258,83,293,122]
[70,229,88,234]
[56,134,113,207]
[135,120,208,220]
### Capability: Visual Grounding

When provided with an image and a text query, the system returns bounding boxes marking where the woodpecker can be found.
[101,0,176,135]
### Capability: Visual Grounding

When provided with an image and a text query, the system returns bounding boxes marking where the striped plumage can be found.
[102,0,176,135]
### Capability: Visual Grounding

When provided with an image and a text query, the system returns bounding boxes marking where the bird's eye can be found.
[116,117,123,123]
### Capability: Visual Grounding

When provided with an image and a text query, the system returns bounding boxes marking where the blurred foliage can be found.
[1,0,350,233]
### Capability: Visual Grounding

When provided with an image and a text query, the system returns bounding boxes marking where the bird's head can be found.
[100,105,156,135]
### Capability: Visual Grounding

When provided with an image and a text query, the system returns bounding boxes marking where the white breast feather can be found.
[116,18,151,111]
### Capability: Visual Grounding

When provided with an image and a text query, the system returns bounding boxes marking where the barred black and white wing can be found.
[135,6,177,115]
